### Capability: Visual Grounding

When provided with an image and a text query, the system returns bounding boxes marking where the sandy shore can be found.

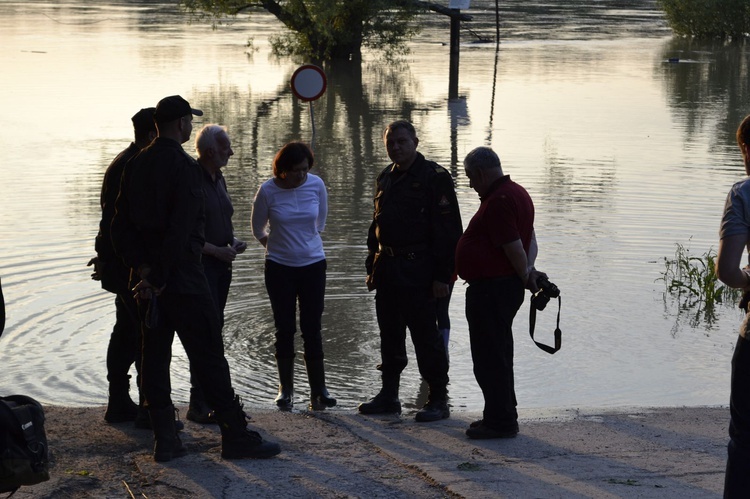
[12,405,727,498]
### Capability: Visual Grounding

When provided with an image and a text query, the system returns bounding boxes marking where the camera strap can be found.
[529,295,562,354]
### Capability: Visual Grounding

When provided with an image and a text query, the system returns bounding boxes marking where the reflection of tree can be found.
[658,37,750,152]
[191,59,428,241]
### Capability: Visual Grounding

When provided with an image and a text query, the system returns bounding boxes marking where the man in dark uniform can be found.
[88,108,156,424]
[111,95,280,462]
[360,120,463,422]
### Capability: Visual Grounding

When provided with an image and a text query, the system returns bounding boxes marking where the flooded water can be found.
[1,0,748,413]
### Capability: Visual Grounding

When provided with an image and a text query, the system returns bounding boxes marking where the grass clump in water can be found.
[658,241,741,329]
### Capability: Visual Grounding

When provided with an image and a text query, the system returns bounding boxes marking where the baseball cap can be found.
[131,107,157,132]
[153,95,203,124]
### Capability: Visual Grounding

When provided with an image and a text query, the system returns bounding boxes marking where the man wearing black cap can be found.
[111,95,281,462]
[89,107,157,425]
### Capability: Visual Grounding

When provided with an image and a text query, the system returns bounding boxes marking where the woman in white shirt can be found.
[251,142,336,411]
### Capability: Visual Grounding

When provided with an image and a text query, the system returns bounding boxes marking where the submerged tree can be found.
[181,0,433,61]
[660,0,750,38]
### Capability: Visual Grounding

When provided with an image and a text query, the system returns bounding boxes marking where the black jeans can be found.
[725,333,750,498]
[465,276,524,430]
[436,281,455,331]
[106,292,141,389]
[264,259,326,360]
[202,256,232,327]
[139,291,234,412]
[375,284,449,399]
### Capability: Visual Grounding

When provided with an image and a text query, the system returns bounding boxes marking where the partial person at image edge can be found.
[715,113,750,498]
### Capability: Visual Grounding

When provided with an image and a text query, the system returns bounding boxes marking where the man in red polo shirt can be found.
[456,146,544,439]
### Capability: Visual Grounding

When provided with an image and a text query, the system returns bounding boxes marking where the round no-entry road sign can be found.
[290,64,327,102]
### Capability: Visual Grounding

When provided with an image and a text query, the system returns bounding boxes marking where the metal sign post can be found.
[290,64,327,150]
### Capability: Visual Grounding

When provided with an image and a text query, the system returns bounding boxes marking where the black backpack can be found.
[0,395,50,496]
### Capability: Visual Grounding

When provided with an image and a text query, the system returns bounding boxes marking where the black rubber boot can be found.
[216,396,281,459]
[149,405,187,462]
[358,375,400,414]
[104,376,138,423]
[274,356,294,411]
[304,355,337,410]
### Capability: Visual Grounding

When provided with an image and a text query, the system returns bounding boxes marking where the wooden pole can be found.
[495,0,500,43]
[449,9,460,100]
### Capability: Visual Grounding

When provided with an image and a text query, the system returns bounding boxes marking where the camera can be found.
[531,275,560,311]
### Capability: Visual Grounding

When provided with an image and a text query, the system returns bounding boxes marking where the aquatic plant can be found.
[659,242,739,305]
[658,242,741,329]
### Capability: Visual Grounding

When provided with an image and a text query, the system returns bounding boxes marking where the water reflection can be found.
[658,38,750,162]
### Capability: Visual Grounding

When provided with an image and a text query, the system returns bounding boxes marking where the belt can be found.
[378,243,429,259]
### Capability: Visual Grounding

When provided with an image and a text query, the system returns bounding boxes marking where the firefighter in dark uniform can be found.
[360,120,463,422]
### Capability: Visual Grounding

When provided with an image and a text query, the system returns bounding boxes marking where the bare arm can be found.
[717,234,750,289]
[502,238,529,286]
[527,230,538,268]
[202,242,237,263]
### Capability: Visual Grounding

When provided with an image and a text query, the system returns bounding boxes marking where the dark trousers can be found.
[202,256,232,327]
[191,257,232,399]
[725,333,750,498]
[264,259,326,360]
[139,291,234,412]
[465,276,524,430]
[106,292,141,389]
[436,282,454,330]
[375,285,449,399]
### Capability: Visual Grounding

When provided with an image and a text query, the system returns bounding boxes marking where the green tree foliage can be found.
[180,0,424,60]
[660,0,750,38]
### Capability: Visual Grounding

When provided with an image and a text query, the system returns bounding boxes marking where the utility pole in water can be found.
[448,0,471,100]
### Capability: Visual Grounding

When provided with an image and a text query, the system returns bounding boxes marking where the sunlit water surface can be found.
[1,1,748,414]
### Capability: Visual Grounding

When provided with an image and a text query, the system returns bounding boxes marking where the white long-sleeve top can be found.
[251,173,328,267]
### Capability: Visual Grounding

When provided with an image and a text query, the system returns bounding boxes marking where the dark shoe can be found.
[221,428,282,460]
[466,422,519,439]
[415,400,450,422]
[104,396,138,423]
[358,392,401,415]
[217,396,281,460]
[187,397,217,425]
[150,405,188,462]
[310,391,337,411]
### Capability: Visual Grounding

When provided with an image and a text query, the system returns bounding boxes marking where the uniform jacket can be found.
[110,137,207,293]
[366,153,463,288]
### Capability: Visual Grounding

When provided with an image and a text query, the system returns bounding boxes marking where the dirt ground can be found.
[10,405,729,498]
